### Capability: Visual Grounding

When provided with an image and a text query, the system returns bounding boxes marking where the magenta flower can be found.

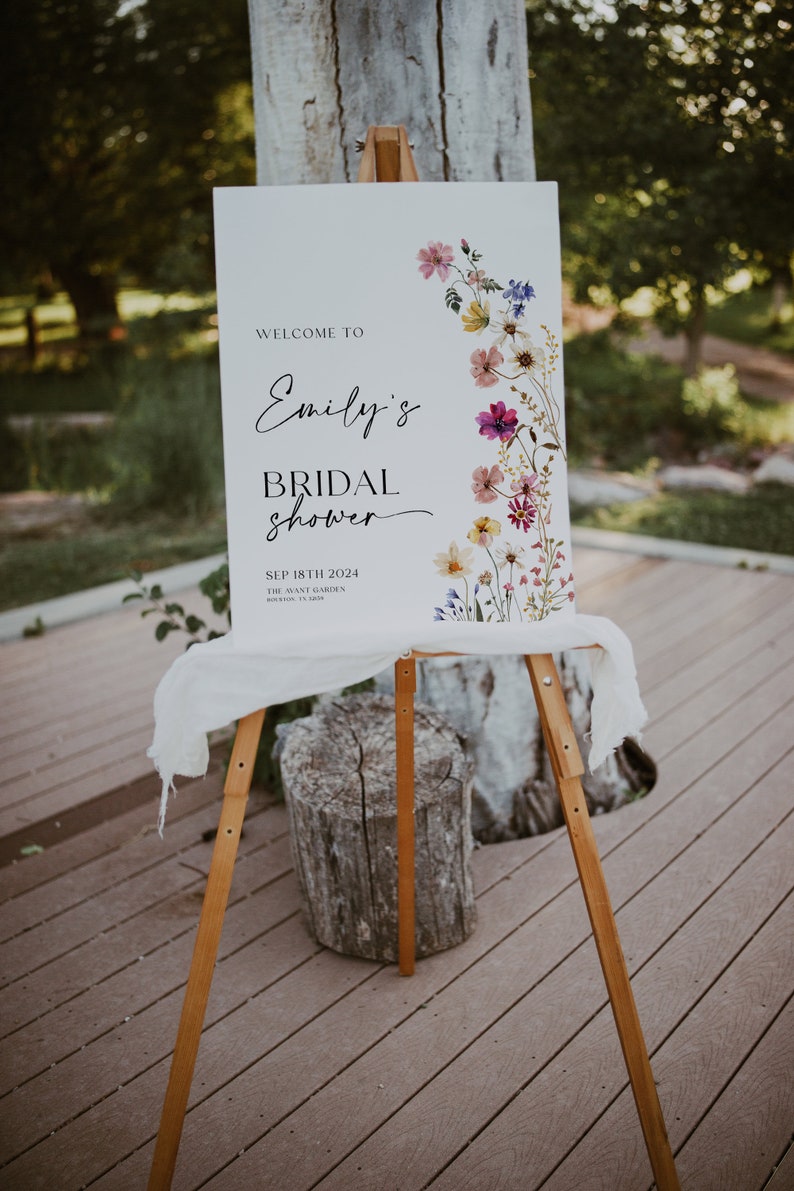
[417,241,454,281]
[475,401,518,442]
[471,464,504,504]
[507,495,536,532]
[470,345,503,387]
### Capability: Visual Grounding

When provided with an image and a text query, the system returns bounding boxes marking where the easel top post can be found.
[357,125,419,183]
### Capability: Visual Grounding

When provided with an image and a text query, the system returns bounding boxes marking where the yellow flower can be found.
[461,299,490,334]
[467,516,501,547]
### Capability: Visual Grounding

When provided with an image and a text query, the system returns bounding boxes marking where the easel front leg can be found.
[394,656,417,976]
[148,708,266,1191]
[525,655,679,1191]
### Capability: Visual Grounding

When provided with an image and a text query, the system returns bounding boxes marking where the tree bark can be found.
[247,0,535,184]
[276,694,476,961]
[683,285,707,377]
[56,261,122,342]
[376,654,655,842]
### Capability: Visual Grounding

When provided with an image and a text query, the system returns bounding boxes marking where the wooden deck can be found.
[0,543,792,1190]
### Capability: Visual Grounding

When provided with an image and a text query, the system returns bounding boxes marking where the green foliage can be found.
[0,0,254,326]
[124,562,230,646]
[564,329,793,470]
[706,285,794,355]
[107,352,224,518]
[573,484,794,558]
[681,365,744,438]
[563,331,685,468]
[527,0,794,361]
[0,417,115,494]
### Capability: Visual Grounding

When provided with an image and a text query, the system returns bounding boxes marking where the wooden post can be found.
[394,656,417,976]
[148,709,265,1191]
[525,654,680,1191]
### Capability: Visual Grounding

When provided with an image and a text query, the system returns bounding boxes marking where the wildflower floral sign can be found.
[213,181,574,651]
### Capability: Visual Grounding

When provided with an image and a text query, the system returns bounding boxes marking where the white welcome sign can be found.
[213,182,574,652]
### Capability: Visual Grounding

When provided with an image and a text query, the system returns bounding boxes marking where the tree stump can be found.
[375,652,656,842]
[275,693,476,962]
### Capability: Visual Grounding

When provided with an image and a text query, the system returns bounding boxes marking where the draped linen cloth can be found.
[149,612,646,833]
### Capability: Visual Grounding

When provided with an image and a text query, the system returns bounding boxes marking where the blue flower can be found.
[503,279,525,303]
[503,279,536,319]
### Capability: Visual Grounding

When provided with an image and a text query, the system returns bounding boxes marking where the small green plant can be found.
[123,562,230,645]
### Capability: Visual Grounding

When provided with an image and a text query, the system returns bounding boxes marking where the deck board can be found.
[0,545,792,1190]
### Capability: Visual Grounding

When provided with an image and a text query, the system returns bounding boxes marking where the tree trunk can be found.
[247,0,535,184]
[276,694,476,961]
[683,285,707,377]
[769,264,791,329]
[56,261,122,342]
[376,654,655,842]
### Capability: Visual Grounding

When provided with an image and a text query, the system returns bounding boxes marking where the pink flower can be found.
[568,590,575,601]
[504,582,514,592]
[470,345,504,388]
[519,573,529,586]
[475,400,518,441]
[467,269,487,286]
[471,464,504,503]
[417,241,454,281]
[507,495,536,532]
[510,472,539,497]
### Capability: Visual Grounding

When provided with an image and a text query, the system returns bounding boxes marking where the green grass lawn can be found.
[0,513,228,612]
[572,483,794,558]
[705,283,794,356]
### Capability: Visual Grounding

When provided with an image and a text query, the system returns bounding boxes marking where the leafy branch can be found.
[123,561,230,648]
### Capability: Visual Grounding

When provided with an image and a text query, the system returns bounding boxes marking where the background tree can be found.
[247,0,536,183]
[527,0,794,371]
[245,0,651,840]
[0,0,254,336]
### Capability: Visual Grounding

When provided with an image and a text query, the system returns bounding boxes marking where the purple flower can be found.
[475,401,518,442]
[503,279,536,318]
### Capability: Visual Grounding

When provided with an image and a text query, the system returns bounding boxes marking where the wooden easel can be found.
[148,126,679,1191]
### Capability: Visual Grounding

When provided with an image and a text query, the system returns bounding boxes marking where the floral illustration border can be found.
[417,238,574,623]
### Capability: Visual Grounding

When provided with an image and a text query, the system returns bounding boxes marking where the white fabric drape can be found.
[149,613,647,833]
